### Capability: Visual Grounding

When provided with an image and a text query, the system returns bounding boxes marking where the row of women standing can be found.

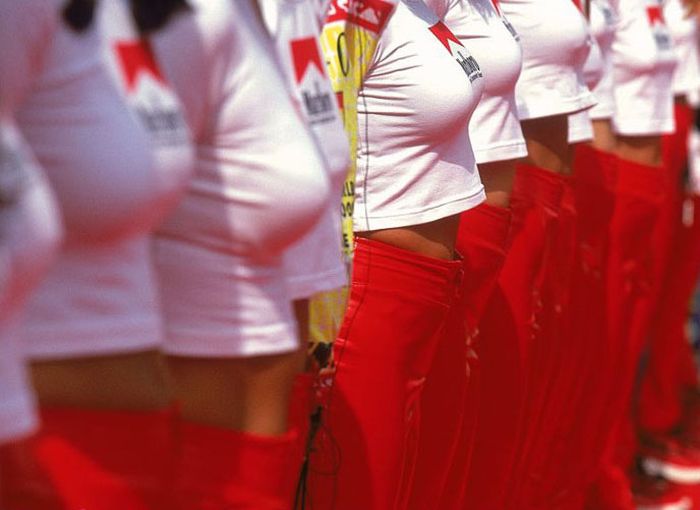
[0,0,697,509]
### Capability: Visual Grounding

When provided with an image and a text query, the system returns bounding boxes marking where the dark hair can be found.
[128,0,191,34]
[62,0,190,34]
[62,0,97,32]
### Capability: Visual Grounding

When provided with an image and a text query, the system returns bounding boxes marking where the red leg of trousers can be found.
[0,406,177,510]
[409,204,511,510]
[500,167,566,510]
[637,102,696,435]
[511,177,581,510]
[175,421,298,510]
[584,158,666,510]
[545,146,617,508]
[639,195,700,434]
[307,237,462,510]
[465,165,563,510]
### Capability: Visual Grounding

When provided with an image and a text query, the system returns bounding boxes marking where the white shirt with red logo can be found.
[152,0,331,357]
[260,0,350,300]
[23,0,194,360]
[444,0,527,164]
[498,0,595,121]
[611,0,677,135]
[353,0,485,232]
[664,0,700,103]
[569,0,619,143]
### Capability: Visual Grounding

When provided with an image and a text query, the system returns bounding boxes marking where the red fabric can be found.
[638,102,698,435]
[409,204,511,509]
[464,165,563,510]
[508,174,580,510]
[307,237,463,510]
[546,146,618,508]
[175,421,298,510]
[584,156,666,510]
[0,407,177,510]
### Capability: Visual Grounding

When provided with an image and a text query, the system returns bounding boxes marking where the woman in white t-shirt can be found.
[308,0,486,508]
[152,0,332,506]
[409,1,524,507]
[0,0,63,451]
[585,0,679,506]
[1,1,194,508]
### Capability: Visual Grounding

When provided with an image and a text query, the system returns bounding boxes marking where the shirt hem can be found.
[164,323,299,358]
[613,118,676,136]
[354,188,486,232]
[517,92,597,121]
[26,320,162,360]
[475,142,528,165]
[286,265,348,300]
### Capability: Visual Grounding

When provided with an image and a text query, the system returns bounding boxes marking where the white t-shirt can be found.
[664,0,700,101]
[152,0,331,357]
[0,120,62,442]
[569,0,618,143]
[24,0,194,359]
[611,0,677,136]
[444,0,526,164]
[353,0,485,232]
[587,0,618,120]
[0,0,63,442]
[260,0,350,299]
[499,0,595,120]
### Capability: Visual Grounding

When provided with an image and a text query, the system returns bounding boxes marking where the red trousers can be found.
[0,407,177,510]
[410,203,511,509]
[307,237,463,510]
[584,156,666,510]
[638,101,699,435]
[465,165,564,510]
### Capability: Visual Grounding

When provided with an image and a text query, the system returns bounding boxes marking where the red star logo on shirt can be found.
[114,40,166,92]
[429,21,464,55]
[646,5,665,26]
[325,0,395,34]
[290,37,326,84]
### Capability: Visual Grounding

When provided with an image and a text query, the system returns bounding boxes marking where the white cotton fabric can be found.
[611,0,677,136]
[444,0,526,164]
[260,0,349,300]
[498,0,595,120]
[664,0,700,100]
[0,121,62,442]
[353,0,485,232]
[588,0,618,120]
[153,0,331,357]
[569,0,618,143]
[0,0,63,442]
[23,0,193,360]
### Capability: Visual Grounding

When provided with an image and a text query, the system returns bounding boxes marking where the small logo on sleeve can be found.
[325,0,395,33]
[491,0,519,40]
[646,3,672,51]
[429,22,483,83]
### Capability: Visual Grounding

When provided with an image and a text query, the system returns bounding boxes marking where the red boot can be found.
[409,204,511,510]
[0,406,177,510]
[176,421,298,510]
[307,237,462,510]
